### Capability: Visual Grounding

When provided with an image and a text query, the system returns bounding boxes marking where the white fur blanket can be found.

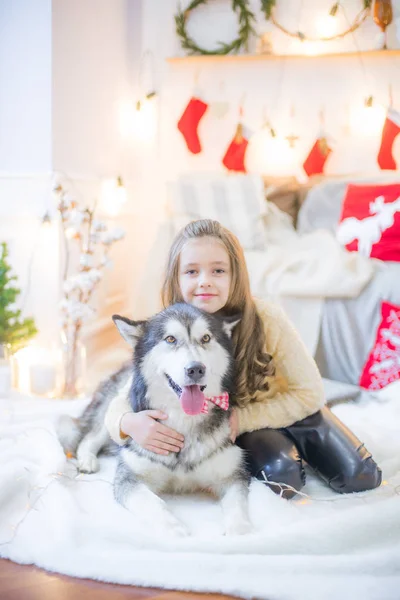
[1,389,400,600]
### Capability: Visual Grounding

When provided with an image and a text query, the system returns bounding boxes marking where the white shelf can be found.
[167,49,400,64]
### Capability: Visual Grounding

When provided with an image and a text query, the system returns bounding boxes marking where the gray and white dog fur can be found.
[58,303,252,537]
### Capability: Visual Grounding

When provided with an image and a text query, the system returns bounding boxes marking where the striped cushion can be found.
[167,173,267,250]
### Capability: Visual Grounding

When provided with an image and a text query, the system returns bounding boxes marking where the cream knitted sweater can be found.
[104,299,325,445]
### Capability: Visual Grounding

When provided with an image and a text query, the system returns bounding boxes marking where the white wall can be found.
[52,0,134,179]
[51,0,168,323]
[0,0,52,172]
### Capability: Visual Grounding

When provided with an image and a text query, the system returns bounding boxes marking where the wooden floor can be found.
[0,559,240,600]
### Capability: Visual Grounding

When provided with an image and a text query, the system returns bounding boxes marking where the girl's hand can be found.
[120,411,185,455]
[229,408,239,443]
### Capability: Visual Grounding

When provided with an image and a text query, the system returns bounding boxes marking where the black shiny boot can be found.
[236,428,306,499]
[236,406,382,498]
[284,406,382,493]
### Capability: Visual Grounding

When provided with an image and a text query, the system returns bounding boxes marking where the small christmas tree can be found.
[0,242,37,352]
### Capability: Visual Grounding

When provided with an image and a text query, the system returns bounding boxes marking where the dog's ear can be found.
[221,314,241,339]
[112,315,146,347]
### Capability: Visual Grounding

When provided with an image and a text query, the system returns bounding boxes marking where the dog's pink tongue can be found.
[180,385,205,415]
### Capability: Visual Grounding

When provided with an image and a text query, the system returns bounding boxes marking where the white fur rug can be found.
[1,388,400,600]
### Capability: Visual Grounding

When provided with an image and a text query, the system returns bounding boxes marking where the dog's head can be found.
[113,303,240,416]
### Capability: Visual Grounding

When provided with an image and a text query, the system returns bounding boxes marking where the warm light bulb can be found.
[262,120,277,138]
[14,346,56,395]
[316,14,339,37]
[119,92,157,142]
[100,177,128,217]
[14,346,34,394]
[350,98,386,136]
[302,40,325,56]
[131,98,157,142]
[247,131,297,176]
[115,176,127,207]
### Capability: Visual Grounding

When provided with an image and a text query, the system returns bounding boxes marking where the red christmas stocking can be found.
[377,108,400,170]
[177,97,208,154]
[303,136,332,177]
[222,123,249,172]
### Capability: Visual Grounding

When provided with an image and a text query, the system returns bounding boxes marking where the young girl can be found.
[105,219,381,499]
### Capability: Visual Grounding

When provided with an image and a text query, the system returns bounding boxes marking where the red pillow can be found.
[359,301,400,390]
[337,183,400,261]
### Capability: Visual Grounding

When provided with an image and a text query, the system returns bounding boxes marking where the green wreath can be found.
[175,0,256,56]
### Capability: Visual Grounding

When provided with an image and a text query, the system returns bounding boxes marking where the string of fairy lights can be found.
[0,468,113,550]
[262,0,373,43]
[259,0,394,142]
[259,471,399,505]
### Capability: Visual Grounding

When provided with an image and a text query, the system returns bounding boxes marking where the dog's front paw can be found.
[77,453,99,474]
[224,517,252,536]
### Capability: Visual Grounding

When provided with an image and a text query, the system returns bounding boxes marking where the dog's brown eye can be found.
[201,334,211,344]
[165,335,176,344]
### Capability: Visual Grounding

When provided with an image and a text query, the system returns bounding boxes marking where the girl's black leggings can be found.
[236,405,382,499]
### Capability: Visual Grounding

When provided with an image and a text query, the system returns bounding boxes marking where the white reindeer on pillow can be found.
[369,310,400,379]
[336,195,400,257]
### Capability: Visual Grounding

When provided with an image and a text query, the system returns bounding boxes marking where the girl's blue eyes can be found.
[185,269,226,275]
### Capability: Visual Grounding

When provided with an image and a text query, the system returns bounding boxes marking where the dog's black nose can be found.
[185,362,206,383]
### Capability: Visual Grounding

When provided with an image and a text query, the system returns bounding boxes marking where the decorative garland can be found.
[175,0,255,56]
[260,0,373,42]
[175,1,375,55]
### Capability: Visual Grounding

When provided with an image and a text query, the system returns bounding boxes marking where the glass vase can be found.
[60,331,87,398]
[0,343,12,399]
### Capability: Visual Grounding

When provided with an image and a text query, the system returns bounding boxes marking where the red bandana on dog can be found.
[201,392,230,414]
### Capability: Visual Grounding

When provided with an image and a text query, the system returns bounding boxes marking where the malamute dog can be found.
[59,303,252,537]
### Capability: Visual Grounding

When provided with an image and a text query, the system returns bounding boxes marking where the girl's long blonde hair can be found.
[161,219,274,406]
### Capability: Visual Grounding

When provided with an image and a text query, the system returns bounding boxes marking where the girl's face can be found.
[179,237,231,314]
